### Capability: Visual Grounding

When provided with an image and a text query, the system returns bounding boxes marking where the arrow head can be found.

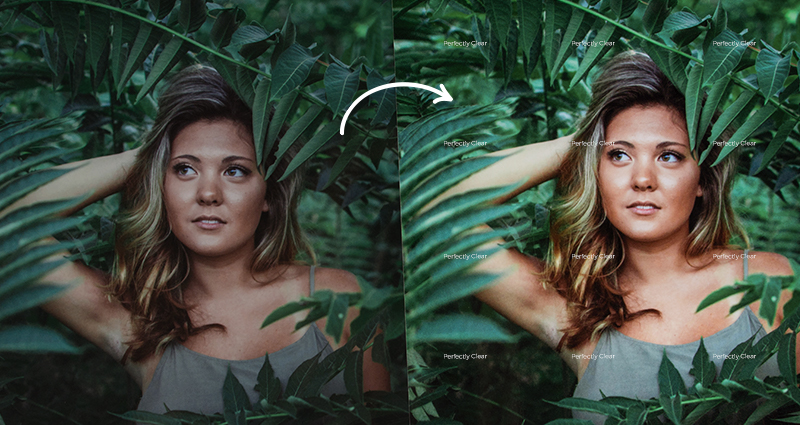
[432,84,453,104]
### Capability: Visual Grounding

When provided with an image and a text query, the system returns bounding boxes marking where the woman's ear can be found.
[262,200,269,212]
[696,184,703,198]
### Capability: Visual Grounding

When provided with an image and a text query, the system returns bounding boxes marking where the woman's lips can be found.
[192,216,226,230]
[627,203,660,216]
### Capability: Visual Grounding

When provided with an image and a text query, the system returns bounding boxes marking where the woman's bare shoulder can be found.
[746,250,793,277]
[310,267,360,293]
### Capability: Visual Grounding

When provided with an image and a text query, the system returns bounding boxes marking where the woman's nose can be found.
[631,163,656,191]
[197,176,222,205]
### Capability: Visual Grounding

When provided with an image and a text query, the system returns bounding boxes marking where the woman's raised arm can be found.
[423,134,572,213]
[1,147,139,219]
[2,148,147,379]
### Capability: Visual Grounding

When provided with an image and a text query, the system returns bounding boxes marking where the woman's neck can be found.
[617,225,699,289]
[184,248,261,299]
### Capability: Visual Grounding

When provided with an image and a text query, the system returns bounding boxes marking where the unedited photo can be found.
[395,0,800,424]
[0,0,406,424]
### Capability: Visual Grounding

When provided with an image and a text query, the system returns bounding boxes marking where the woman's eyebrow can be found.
[656,141,688,150]
[222,155,255,164]
[170,155,255,163]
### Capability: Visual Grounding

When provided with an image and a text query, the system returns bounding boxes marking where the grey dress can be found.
[573,252,780,424]
[137,267,347,415]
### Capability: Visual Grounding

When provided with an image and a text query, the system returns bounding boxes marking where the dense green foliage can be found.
[396,0,800,423]
[0,0,405,423]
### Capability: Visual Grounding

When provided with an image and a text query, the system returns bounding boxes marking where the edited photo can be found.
[395,0,800,423]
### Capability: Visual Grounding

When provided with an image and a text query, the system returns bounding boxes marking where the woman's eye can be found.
[224,166,250,177]
[173,164,196,176]
[659,151,683,162]
[608,150,630,162]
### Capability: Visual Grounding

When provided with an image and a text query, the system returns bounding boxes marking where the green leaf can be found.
[402,156,505,217]
[704,29,748,85]
[661,11,704,32]
[324,293,350,343]
[719,334,758,380]
[0,216,85,259]
[642,0,670,34]
[707,90,755,147]
[0,168,72,213]
[550,8,584,84]
[543,0,570,75]
[485,0,511,48]
[265,90,299,164]
[0,198,84,242]
[270,44,322,101]
[51,2,80,60]
[222,366,250,425]
[569,22,617,90]
[0,125,68,164]
[261,299,316,328]
[265,104,323,179]
[658,395,682,425]
[685,65,704,151]
[756,49,791,102]
[543,420,594,425]
[136,37,188,103]
[84,5,110,72]
[252,77,271,165]
[366,69,395,126]
[272,11,296,69]
[697,75,731,149]
[689,338,716,388]
[550,397,621,418]
[684,399,722,424]
[778,332,797,386]
[625,403,648,425]
[0,259,69,299]
[409,272,503,318]
[408,227,513,283]
[697,284,750,313]
[759,277,782,326]
[117,24,161,94]
[610,0,638,20]
[712,103,776,166]
[322,133,365,190]
[179,0,207,33]
[756,118,794,174]
[518,0,541,61]
[324,61,360,117]
[413,314,516,343]
[279,121,338,181]
[284,351,323,397]
[658,350,686,396]
[148,0,177,20]
[344,350,364,404]
[255,353,282,405]
[210,7,243,50]
[110,13,136,89]
[744,395,791,425]
[0,285,69,322]
[0,325,79,353]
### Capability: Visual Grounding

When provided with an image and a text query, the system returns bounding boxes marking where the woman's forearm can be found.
[422,134,572,213]
[1,147,140,218]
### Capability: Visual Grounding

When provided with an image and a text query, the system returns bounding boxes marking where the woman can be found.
[424,52,794,421]
[5,65,389,415]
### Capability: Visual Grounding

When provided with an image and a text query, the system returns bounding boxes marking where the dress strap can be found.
[309,266,316,295]
[743,249,749,278]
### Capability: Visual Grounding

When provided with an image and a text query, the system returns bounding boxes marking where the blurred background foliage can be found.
[395,0,800,423]
[0,0,404,423]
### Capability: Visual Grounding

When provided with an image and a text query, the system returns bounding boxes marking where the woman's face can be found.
[598,105,702,244]
[163,119,268,260]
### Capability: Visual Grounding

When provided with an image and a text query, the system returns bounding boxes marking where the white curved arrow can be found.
[339,82,453,135]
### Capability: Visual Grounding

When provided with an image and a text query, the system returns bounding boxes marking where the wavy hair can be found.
[109,65,314,363]
[543,52,748,350]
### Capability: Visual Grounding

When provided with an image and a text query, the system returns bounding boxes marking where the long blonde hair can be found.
[109,66,313,362]
[543,52,747,350]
